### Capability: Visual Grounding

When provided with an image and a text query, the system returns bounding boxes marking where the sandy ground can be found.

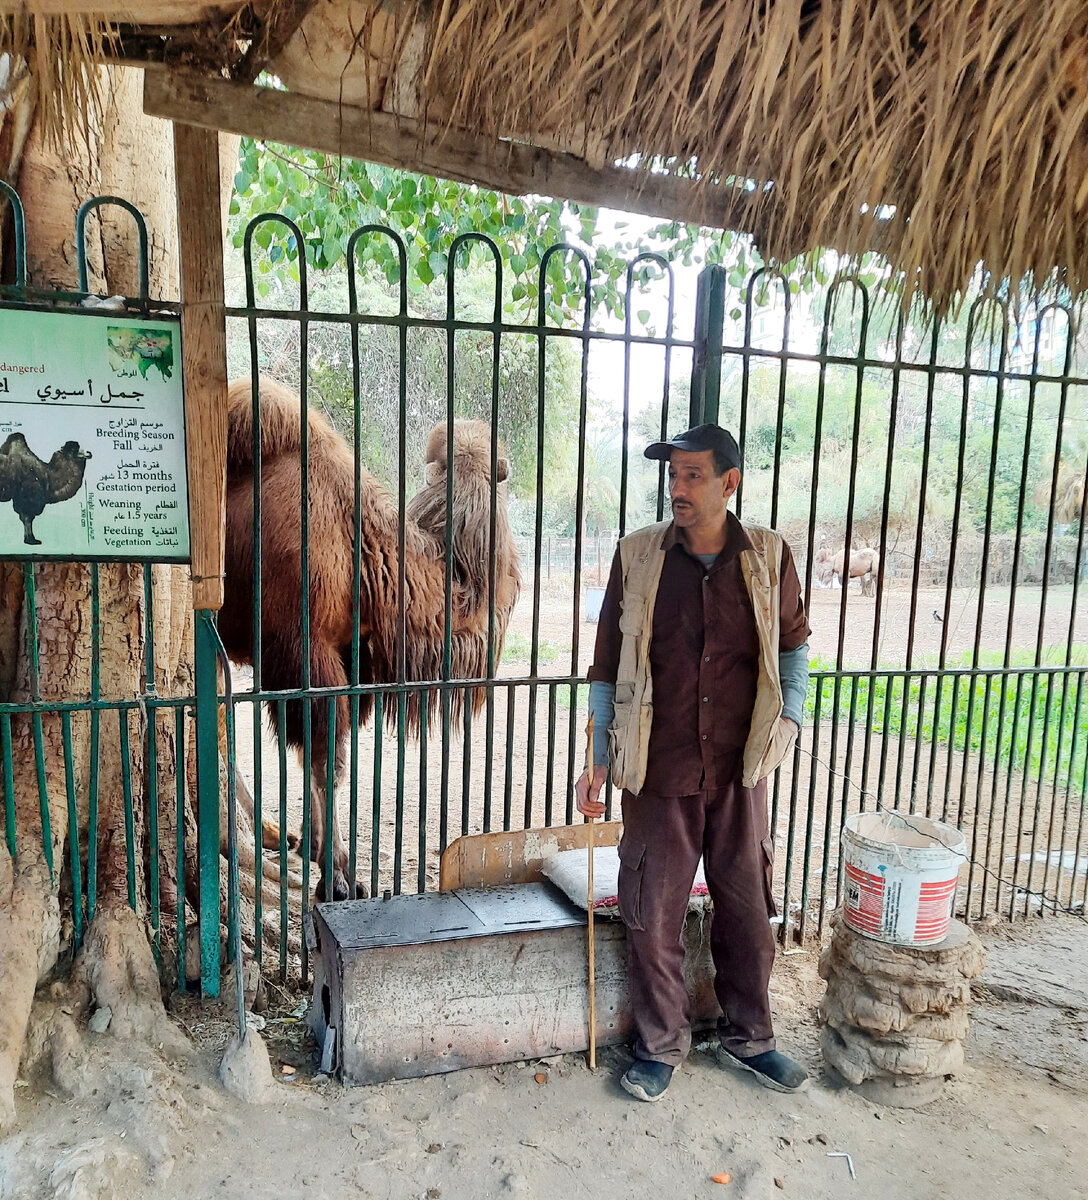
[2,914,1086,1200]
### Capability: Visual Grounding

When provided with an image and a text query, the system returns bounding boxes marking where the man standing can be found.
[575,423,811,1102]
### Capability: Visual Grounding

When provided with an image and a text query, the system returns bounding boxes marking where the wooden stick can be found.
[585,714,597,1071]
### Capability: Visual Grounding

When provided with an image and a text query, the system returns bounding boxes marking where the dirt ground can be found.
[2,914,1086,1200]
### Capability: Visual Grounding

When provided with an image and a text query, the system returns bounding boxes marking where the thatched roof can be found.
[4,1,1088,312]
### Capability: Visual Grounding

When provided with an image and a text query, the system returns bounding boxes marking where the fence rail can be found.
[1,192,1085,995]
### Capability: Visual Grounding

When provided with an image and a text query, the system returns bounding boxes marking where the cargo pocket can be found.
[760,837,779,919]
[617,836,647,932]
[618,595,645,635]
[609,681,636,784]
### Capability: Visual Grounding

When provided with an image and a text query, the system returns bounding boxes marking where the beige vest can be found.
[607,519,795,794]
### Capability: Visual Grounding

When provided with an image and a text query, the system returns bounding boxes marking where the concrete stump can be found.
[819,913,984,1107]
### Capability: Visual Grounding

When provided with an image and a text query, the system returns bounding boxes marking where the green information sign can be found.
[0,304,190,561]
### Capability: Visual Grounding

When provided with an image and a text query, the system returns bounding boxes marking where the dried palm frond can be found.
[4,1,1088,315]
[419,0,1088,313]
[0,10,114,145]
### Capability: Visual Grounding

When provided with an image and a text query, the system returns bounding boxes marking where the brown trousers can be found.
[618,779,777,1067]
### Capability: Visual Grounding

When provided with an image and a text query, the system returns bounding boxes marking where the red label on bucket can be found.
[845,860,956,942]
[914,878,957,940]
[844,861,885,934]
[842,811,965,944]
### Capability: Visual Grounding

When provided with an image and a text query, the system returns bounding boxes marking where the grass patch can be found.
[555,683,588,711]
[502,630,569,665]
[807,647,1088,797]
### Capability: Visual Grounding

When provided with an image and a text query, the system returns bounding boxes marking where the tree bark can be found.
[0,65,228,1128]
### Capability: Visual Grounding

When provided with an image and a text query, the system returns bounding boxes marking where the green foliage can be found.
[555,682,589,712]
[501,631,568,665]
[225,259,583,509]
[804,649,1088,798]
[228,140,1080,549]
[231,140,753,322]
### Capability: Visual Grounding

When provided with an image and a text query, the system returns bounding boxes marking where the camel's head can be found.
[59,441,92,462]
[408,419,518,617]
[1,432,27,454]
[421,421,509,488]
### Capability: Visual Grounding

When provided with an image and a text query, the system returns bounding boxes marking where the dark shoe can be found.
[717,1047,809,1093]
[620,1059,674,1102]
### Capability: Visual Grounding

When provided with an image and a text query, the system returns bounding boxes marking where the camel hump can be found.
[226,376,339,471]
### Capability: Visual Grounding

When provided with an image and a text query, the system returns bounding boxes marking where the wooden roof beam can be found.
[144,68,766,240]
[233,0,320,85]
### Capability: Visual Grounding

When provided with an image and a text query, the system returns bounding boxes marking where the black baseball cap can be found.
[644,423,742,471]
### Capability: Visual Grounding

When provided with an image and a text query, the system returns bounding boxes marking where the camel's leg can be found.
[232,759,298,853]
[19,512,40,546]
[310,723,363,901]
[308,759,341,902]
[305,647,363,902]
[229,758,300,860]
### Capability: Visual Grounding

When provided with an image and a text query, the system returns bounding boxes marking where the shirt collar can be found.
[661,510,752,557]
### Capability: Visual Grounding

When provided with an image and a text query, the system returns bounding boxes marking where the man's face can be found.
[668,448,740,530]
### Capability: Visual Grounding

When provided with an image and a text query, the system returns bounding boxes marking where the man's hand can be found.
[575,764,609,819]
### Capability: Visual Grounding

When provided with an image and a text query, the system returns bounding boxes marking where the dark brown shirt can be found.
[588,513,810,795]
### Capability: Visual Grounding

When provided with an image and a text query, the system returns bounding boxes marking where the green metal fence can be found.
[1,187,1085,1000]
[0,184,202,986]
[222,221,1087,976]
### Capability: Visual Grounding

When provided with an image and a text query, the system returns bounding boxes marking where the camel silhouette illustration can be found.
[0,433,92,545]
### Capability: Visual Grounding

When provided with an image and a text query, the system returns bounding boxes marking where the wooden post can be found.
[143,69,770,242]
[174,121,228,611]
[173,120,228,996]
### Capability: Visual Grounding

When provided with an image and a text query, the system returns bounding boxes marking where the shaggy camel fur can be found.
[218,377,521,901]
[0,433,91,545]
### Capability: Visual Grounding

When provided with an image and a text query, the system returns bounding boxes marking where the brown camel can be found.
[0,432,92,545]
[218,377,521,901]
[831,546,880,596]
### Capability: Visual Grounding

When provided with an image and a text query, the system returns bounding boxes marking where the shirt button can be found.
[703,575,710,583]
[702,696,709,703]
[704,656,710,663]
[702,734,708,741]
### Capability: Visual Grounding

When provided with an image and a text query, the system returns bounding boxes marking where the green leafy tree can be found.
[230,140,756,323]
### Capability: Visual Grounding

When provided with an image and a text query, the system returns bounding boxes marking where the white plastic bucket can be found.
[841,811,966,945]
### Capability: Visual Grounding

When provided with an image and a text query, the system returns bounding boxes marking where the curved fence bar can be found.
[75,195,150,302]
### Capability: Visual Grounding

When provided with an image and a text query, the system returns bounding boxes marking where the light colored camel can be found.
[831,546,880,596]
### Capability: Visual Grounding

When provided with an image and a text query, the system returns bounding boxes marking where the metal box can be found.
[309,882,718,1085]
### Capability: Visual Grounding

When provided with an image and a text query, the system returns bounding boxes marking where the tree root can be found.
[0,853,60,1131]
[70,905,188,1057]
